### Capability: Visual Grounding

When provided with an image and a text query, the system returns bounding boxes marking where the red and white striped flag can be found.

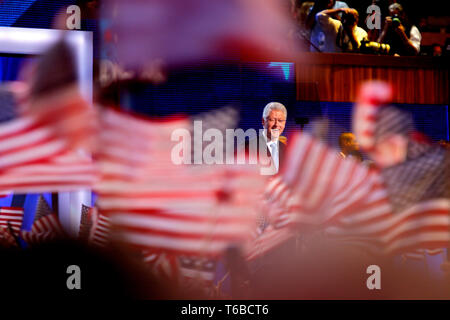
[24,39,97,153]
[0,191,10,198]
[255,83,450,257]
[272,131,450,256]
[94,107,264,258]
[21,220,63,246]
[0,206,24,236]
[23,85,97,154]
[245,225,295,261]
[326,197,450,255]
[266,133,390,230]
[178,255,217,294]
[402,248,445,261]
[0,104,68,172]
[0,151,97,194]
[0,90,96,194]
[97,166,263,257]
[78,204,111,247]
[0,225,18,248]
[89,206,112,248]
[347,81,450,255]
[1,53,95,174]
[0,40,97,194]
[142,250,180,282]
[94,107,188,181]
[20,196,65,246]
[79,204,94,241]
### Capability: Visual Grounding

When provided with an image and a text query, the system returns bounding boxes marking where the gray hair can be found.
[389,3,403,13]
[262,102,287,120]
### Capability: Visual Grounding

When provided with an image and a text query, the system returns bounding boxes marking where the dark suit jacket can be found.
[243,134,287,174]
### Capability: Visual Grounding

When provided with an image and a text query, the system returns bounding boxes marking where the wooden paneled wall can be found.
[296,53,449,104]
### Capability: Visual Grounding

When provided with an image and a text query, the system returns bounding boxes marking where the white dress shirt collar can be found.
[262,129,278,146]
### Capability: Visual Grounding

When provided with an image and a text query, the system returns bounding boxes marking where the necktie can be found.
[269,142,279,172]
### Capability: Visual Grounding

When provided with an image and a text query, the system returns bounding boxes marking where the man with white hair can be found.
[245,102,288,174]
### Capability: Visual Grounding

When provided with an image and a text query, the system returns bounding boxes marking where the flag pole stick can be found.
[214,271,229,297]
[51,193,59,215]
[225,246,251,299]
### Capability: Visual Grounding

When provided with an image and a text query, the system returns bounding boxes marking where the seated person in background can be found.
[315,8,368,52]
[438,140,450,150]
[377,3,421,56]
[431,43,443,57]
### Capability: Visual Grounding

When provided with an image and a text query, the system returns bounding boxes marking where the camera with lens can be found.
[360,40,391,55]
[391,13,402,28]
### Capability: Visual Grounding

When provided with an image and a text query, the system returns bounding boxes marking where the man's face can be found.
[342,133,359,153]
[348,134,359,151]
[262,110,286,141]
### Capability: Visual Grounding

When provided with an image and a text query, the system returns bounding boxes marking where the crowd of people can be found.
[288,0,441,56]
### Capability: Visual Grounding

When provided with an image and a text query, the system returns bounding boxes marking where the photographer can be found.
[377,3,421,55]
[315,7,368,53]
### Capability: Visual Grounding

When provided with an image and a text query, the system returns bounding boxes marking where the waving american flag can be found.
[0,41,97,194]
[0,206,24,236]
[0,86,68,173]
[250,82,449,258]
[20,195,65,246]
[94,107,264,258]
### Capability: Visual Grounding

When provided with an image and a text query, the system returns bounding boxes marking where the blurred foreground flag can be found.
[0,40,97,194]
[273,133,390,230]
[24,40,96,152]
[94,107,264,258]
[0,86,70,172]
[260,81,449,257]
[95,107,189,181]
[0,151,96,194]
[402,248,445,261]
[346,81,450,254]
[245,225,295,261]
[244,132,390,259]
[0,191,10,198]
[97,165,264,258]
[260,130,449,257]
[103,0,302,68]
